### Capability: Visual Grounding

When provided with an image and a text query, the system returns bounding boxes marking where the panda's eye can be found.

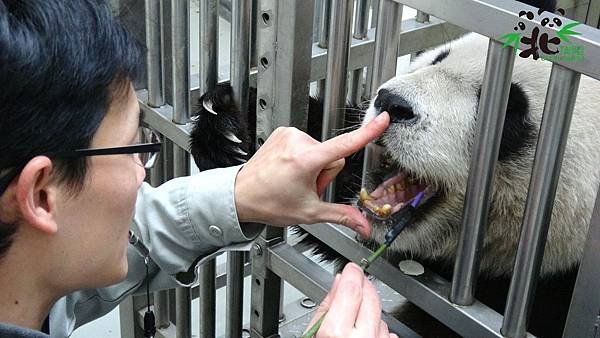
[518,22,526,30]
[541,18,550,26]
[554,18,562,26]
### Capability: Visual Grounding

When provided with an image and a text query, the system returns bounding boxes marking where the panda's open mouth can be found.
[358,169,430,223]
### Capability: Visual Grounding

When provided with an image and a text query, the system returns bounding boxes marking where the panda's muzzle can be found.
[374,88,418,125]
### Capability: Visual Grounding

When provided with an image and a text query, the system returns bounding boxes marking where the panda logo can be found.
[502,8,581,60]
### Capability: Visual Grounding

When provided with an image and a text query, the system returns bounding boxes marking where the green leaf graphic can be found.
[500,32,521,52]
[557,22,582,43]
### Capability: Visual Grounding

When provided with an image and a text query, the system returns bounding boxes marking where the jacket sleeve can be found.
[49,165,264,337]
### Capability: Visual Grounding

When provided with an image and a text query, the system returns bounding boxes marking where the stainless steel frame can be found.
[119,0,600,337]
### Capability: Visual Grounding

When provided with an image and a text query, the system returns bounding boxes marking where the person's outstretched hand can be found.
[234,112,389,237]
[305,263,398,338]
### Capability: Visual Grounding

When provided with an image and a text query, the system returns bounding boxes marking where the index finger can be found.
[315,112,389,164]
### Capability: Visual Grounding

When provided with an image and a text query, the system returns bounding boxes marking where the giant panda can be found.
[188,2,600,337]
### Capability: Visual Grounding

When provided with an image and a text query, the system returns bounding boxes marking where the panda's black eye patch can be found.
[431,50,450,65]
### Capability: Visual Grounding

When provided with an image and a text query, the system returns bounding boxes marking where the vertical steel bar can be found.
[146,0,165,107]
[316,0,330,100]
[227,2,251,337]
[362,0,402,185]
[225,252,244,338]
[450,41,516,306]
[322,0,354,202]
[174,146,191,338]
[501,64,581,338]
[368,0,402,96]
[198,2,218,337]
[150,138,170,329]
[563,186,600,337]
[199,0,218,94]
[175,288,191,338]
[171,0,190,124]
[230,0,251,115]
[348,0,370,105]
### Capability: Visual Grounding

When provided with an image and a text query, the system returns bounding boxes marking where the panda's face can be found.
[359,32,600,276]
[358,34,492,261]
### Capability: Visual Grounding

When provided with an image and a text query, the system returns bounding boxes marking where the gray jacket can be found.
[47,165,263,337]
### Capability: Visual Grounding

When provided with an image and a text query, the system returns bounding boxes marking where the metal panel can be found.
[502,64,581,338]
[563,186,600,337]
[300,223,535,338]
[450,40,516,306]
[392,0,600,81]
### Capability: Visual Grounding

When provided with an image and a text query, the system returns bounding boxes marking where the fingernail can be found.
[375,111,389,122]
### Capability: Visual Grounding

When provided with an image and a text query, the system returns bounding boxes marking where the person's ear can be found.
[15,156,58,234]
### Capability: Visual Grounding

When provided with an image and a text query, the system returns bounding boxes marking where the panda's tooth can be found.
[386,185,396,194]
[395,183,405,191]
[233,147,248,156]
[380,204,392,217]
[202,99,218,115]
[360,188,372,201]
[225,132,243,144]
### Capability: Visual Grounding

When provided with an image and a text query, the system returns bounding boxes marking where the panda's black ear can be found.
[557,8,565,15]
[519,10,528,17]
[517,0,557,12]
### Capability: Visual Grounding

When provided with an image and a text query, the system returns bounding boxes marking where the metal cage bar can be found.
[322,0,354,202]
[450,40,516,306]
[502,64,581,338]
[150,139,171,330]
[174,146,192,338]
[227,1,252,337]
[170,0,190,124]
[361,0,402,188]
[563,184,600,337]
[198,1,219,337]
[348,0,371,105]
[145,0,165,107]
[315,0,330,100]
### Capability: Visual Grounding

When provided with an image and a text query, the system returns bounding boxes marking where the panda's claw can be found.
[202,99,218,115]
[235,157,247,163]
[233,147,248,156]
[225,132,243,144]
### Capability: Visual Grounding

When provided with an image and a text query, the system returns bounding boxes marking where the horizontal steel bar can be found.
[138,90,192,152]
[267,242,421,338]
[310,16,467,82]
[393,0,600,80]
[186,17,467,103]
[299,223,535,338]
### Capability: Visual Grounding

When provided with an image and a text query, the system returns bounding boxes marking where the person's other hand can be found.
[234,112,389,237]
[305,263,398,338]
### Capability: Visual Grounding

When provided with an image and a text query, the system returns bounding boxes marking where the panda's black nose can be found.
[374,89,417,124]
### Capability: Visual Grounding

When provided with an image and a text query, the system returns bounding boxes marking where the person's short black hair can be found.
[0,0,145,258]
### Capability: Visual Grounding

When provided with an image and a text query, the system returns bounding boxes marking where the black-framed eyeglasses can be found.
[0,127,162,195]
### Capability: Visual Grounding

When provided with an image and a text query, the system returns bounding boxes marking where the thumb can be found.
[310,202,371,237]
[316,158,345,196]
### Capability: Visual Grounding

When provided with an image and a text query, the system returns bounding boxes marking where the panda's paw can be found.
[189,84,251,171]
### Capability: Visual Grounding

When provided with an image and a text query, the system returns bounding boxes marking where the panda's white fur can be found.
[363,33,600,278]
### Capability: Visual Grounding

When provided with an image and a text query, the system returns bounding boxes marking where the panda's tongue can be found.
[360,170,426,218]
